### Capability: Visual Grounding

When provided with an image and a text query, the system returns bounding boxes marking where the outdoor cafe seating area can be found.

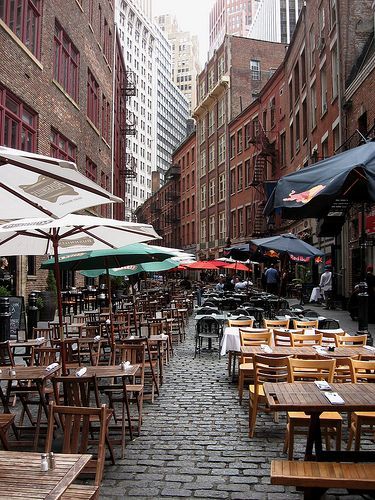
[0,286,194,499]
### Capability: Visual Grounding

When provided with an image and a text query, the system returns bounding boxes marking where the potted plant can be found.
[0,286,9,297]
[39,270,57,321]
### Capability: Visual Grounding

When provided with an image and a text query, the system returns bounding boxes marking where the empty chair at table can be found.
[226,318,254,377]
[292,319,319,330]
[319,318,341,330]
[336,333,368,347]
[273,329,302,347]
[249,354,290,438]
[290,331,323,347]
[194,317,222,358]
[284,358,342,459]
[317,329,343,347]
[45,402,112,498]
[238,329,272,405]
[347,359,375,451]
[197,307,221,315]
[264,319,290,330]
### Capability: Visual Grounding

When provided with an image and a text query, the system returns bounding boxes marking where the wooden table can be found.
[264,381,375,461]
[0,365,61,449]
[0,450,91,499]
[241,345,374,358]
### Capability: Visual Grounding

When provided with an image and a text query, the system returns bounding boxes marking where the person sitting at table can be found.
[215,276,225,292]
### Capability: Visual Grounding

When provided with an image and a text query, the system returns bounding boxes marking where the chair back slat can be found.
[288,358,336,382]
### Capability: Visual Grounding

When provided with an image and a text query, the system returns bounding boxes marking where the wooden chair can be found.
[226,319,254,376]
[273,329,302,347]
[45,402,111,498]
[284,358,342,459]
[290,332,322,347]
[347,359,375,451]
[264,319,289,330]
[238,330,272,405]
[0,341,14,367]
[317,329,342,347]
[0,413,15,450]
[249,355,290,437]
[292,319,319,330]
[336,333,368,347]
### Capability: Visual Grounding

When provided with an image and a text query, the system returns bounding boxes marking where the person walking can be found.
[264,264,279,295]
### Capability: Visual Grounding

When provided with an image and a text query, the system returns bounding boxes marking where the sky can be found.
[152,0,216,65]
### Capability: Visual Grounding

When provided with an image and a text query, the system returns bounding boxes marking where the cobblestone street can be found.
[101,308,372,499]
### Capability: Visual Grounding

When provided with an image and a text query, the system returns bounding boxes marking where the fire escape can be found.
[248,122,277,236]
[120,71,137,181]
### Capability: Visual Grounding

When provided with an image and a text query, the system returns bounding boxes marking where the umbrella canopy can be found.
[0,214,160,255]
[0,146,122,219]
[250,233,324,258]
[264,142,375,219]
[79,258,178,278]
[40,243,175,271]
[220,262,251,272]
[185,261,219,270]
[0,216,161,329]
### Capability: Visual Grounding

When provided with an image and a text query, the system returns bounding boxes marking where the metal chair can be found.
[194,316,222,358]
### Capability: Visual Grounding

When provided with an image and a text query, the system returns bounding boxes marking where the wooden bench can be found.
[271,460,375,499]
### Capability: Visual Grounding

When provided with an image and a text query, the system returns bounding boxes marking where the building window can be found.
[270,97,276,128]
[208,67,215,90]
[302,99,308,142]
[87,69,99,128]
[54,21,80,102]
[250,59,260,80]
[200,218,206,243]
[245,159,251,186]
[50,128,76,161]
[301,49,306,87]
[237,129,243,153]
[101,94,110,143]
[218,134,225,164]
[209,179,215,206]
[322,137,329,158]
[245,123,251,148]
[309,26,315,71]
[218,211,225,241]
[208,143,215,171]
[311,83,317,129]
[88,0,94,26]
[331,43,339,99]
[320,64,327,114]
[280,132,286,167]
[217,55,225,79]
[231,210,237,238]
[218,173,225,201]
[209,215,215,241]
[85,157,97,182]
[200,149,206,176]
[333,123,340,152]
[238,208,244,236]
[103,18,112,66]
[27,255,36,275]
[230,134,236,158]
[208,108,215,136]
[290,122,294,159]
[218,97,225,127]
[237,163,243,191]
[0,87,37,151]
[0,0,42,57]
[330,0,337,28]
[200,184,206,209]
[246,205,251,235]
[199,117,205,144]
[230,168,236,195]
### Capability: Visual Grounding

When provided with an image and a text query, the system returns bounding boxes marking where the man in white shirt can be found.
[309,266,332,304]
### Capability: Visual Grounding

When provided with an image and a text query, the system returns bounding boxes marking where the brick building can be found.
[0,0,128,296]
[193,35,286,259]
[173,131,197,254]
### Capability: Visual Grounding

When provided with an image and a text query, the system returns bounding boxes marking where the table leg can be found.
[0,384,19,440]
[231,352,238,383]
[305,412,322,461]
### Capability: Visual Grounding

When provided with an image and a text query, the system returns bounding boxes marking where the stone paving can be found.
[100,306,371,499]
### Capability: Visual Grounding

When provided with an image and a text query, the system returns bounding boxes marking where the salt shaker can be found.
[40,453,49,472]
[48,452,55,469]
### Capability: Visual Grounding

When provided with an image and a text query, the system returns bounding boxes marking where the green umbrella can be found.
[41,243,175,271]
[80,258,178,277]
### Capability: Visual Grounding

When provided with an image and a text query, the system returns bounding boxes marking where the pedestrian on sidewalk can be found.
[265,263,279,295]
[310,265,332,305]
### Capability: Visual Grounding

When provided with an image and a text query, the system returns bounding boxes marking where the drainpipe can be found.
[110,24,117,219]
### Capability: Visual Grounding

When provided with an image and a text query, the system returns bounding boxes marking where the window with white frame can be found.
[208,143,215,171]
[309,26,315,71]
[330,0,337,27]
[218,134,225,164]
[250,59,260,80]
[208,68,215,90]
[200,218,206,243]
[218,55,225,80]
[200,117,205,144]
[311,83,317,129]
[238,208,244,235]
[320,64,327,114]
[209,178,215,206]
[200,184,206,209]
[331,43,339,99]
[218,97,225,127]
[208,108,215,136]
[218,211,225,241]
[200,149,206,176]
[218,172,226,201]
[209,215,215,241]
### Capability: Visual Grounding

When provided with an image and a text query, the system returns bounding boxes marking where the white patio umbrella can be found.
[0,146,122,219]
[0,214,161,326]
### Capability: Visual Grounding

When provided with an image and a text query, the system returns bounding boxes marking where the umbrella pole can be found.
[105,264,116,363]
[52,231,67,375]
